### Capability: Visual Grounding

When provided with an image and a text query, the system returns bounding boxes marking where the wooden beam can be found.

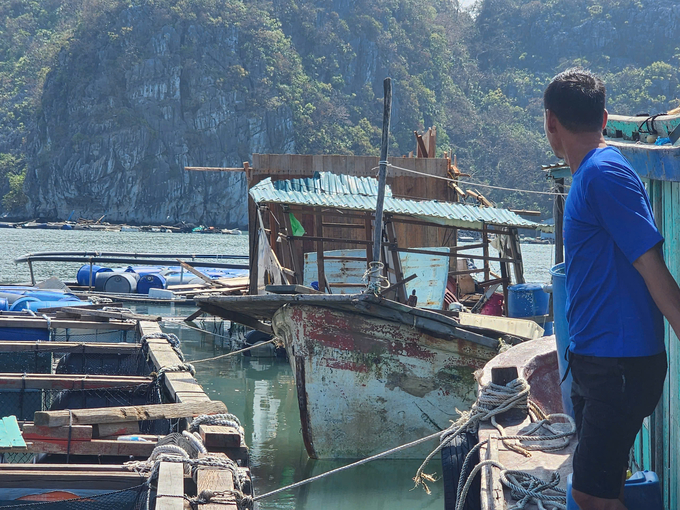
[94,421,140,438]
[0,466,147,490]
[0,373,152,391]
[184,167,246,172]
[22,424,92,441]
[156,461,186,510]
[200,425,243,449]
[57,307,161,322]
[34,401,228,428]
[26,438,156,457]
[196,452,238,510]
[198,303,274,335]
[0,341,139,354]
[0,318,136,331]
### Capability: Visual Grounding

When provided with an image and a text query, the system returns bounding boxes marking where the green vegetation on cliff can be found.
[1,0,678,221]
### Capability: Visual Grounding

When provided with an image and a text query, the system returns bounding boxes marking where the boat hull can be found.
[273,303,498,459]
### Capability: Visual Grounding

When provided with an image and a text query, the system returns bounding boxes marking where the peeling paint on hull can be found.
[273,304,498,459]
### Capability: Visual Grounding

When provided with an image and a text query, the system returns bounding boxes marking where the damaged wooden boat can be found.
[196,170,550,460]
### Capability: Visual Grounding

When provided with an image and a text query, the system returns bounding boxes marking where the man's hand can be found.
[633,244,680,340]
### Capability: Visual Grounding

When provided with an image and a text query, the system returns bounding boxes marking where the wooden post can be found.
[371,77,392,278]
[482,225,490,282]
[315,210,326,293]
[196,452,238,510]
[554,177,565,265]
[385,219,406,303]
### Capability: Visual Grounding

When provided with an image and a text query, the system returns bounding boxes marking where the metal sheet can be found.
[250,173,551,231]
[303,247,450,308]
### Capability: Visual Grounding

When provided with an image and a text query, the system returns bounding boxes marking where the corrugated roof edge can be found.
[250,173,553,232]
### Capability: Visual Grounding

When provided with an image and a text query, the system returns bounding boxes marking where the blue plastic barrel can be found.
[567,471,662,510]
[25,300,91,312]
[550,263,573,418]
[507,283,553,335]
[77,264,113,286]
[137,274,166,294]
[10,297,40,311]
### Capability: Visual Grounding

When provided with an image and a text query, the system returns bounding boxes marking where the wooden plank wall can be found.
[647,179,680,509]
[251,155,457,279]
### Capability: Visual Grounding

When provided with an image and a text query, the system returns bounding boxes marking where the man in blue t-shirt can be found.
[543,68,680,510]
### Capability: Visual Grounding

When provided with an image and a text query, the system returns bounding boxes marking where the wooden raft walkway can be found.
[0,315,249,509]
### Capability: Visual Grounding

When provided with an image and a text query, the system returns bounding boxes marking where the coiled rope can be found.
[253,377,574,506]
[362,261,390,295]
[125,430,252,510]
[413,378,575,510]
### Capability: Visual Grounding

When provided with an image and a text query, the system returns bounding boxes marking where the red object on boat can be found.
[480,293,504,316]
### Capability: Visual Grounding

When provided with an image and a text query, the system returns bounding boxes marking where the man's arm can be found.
[633,244,680,340]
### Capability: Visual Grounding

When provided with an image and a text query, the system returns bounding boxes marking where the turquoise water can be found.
[0,229,555,509]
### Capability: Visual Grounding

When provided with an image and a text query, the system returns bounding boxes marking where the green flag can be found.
[289,213,306,236]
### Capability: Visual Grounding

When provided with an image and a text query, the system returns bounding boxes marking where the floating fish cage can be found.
[0,310,251,509]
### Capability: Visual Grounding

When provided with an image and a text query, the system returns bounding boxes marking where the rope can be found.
[162,318,234,341]
[371,163,569,197]
[189,414,243,433]
[156,363,196,378]
[141,332,185,361]
[362,261,390,295]
[188,338,278,364]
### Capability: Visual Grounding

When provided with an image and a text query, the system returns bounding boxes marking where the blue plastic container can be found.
[137,274,166,294]
[507,283,553,335]
[567,471,662,510]
[550,263,573,418]
[77,264,113,286]
[24,300,92,312]
[0,298,7,311]
[9,296,40,311]
[103,273,138,294]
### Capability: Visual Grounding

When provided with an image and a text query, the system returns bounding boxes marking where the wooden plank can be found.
[200,425,242,449]
[58,307,161,322]
[315,210,326,294]
[94,421,140,438]
[265,285,323,295]
[184,167,246,172]
[22,424,92,441]
[156,461,186,510]
[0,468,146,490]
[196,452,237,510]
[34,401,228,427]
[26,438,156,457]
[0,373,152,390]
[0,341,140,354]
[0,318,136,331]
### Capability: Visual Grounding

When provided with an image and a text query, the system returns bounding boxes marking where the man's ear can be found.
[545,109,558,134]
[601,109,608,130]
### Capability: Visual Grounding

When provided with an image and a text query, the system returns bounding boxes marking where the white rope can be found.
[372,163,569,197]
[182,430,208,454]
[362,261,390,295]
[188,338,277,364]
[156,362,196,378]
[189,413,243,433]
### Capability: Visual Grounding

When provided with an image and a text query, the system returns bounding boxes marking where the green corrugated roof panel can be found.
[250,172,552,232]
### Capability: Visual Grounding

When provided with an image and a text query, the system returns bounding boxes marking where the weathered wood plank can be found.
[0,341,139,354]
[199,425,242,449]
[34,401,228,427]
[94,421,140,438]
[0,467,147,489]
[22,424,92,441]
[0,373,152,390]
[27,438,156,457]
[156,461,186,510]
[196,452,237,510]
[0,318,137,331]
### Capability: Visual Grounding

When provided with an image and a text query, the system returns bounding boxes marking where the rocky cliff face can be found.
[26,4,299,227]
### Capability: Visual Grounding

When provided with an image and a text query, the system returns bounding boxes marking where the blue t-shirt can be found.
[563,146,665,357]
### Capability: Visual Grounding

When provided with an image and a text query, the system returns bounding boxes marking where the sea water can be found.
[0,228,555,509]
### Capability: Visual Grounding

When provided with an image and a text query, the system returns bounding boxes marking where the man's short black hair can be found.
[544,68,606,133]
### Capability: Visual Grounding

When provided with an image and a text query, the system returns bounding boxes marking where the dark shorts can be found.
[570,351,667,499]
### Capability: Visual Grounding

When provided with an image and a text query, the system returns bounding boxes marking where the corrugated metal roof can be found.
[250,172,552,231]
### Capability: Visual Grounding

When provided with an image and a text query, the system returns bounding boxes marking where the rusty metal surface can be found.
[250,173,551,231]
[303,247,450,307]
[274,303,498,459]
